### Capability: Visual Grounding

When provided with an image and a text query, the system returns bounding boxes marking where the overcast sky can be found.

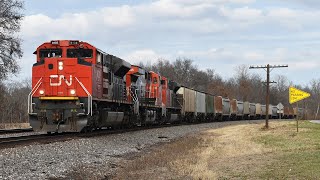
[16,0,320,86]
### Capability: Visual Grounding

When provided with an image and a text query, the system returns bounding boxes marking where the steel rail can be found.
[0,128,33,135]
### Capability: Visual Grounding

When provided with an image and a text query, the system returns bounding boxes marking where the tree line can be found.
[0,79,30,123]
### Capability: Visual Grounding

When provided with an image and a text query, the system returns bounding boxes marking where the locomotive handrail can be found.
[131,87,138,102]
[28,77,43,114]
[134,89,139,102]
[75,77,92,116]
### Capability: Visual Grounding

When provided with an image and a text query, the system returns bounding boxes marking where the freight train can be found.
[28,40,298,133]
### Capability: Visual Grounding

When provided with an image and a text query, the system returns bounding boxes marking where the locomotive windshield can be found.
[67,49,93,58]
[39,48,62,58]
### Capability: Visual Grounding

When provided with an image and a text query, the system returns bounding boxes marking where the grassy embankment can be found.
[115,120,320,179]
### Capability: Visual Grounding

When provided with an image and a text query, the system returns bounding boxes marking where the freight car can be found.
[236,100,244,120]
[255,103,262,119]
[214,96,223,121]
[28,40,287,133]
[230,99,244,120]
[243,101,250,119]
[271,105,278,119]
[249,103,256,119]
[205,94,214,121]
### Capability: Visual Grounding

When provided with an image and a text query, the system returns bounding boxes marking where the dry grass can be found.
[115,122,273,179]
[114,121,320,179]
[0,123,31,129]
[115,136,203,179]
[170,122,275,179]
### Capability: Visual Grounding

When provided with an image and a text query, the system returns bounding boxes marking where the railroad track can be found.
[0,122,192,149]
[0,133,73,148]
[0,119,271,149]
[0,128,33,135]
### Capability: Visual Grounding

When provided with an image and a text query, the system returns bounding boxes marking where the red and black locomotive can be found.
[28,40,181,133]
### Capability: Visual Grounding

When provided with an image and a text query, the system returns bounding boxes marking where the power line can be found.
[249,64,288,129]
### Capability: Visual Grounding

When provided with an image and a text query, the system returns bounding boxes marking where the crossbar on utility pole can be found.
[249,64,288,129]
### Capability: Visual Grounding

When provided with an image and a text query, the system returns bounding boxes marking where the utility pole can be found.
[249,64,288,129]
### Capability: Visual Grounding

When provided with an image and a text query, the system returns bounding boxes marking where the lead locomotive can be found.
[28,40,181,133]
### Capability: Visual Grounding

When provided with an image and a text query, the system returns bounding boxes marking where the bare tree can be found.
[0,78,31,123]
[234,65,252,101]
[271,74,289,105]
[0,0,24,80]
[309,79,320,118]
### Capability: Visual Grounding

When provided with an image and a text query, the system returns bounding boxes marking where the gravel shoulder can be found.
[0,120,265,179]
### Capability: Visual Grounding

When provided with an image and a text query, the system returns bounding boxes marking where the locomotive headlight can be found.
[58,61,63,70]
[39,90,45,95]
[70,89,76,95]
[58,65,63,70]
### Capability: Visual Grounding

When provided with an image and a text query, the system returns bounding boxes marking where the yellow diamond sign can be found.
[289,86,310,104]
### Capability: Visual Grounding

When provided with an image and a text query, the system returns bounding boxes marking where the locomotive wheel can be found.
[81,126,93,133]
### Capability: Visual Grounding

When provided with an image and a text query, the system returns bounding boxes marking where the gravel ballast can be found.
[0,120,264,179]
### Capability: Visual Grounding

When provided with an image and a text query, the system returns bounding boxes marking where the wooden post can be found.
[249,64,288,129]
[296,102,299,133]
[266,64,270,129]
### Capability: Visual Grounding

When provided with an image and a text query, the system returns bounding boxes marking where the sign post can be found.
[277,103,284,119]
[289,86,311,132]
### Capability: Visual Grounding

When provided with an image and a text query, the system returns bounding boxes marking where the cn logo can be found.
[50,75,72,86]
